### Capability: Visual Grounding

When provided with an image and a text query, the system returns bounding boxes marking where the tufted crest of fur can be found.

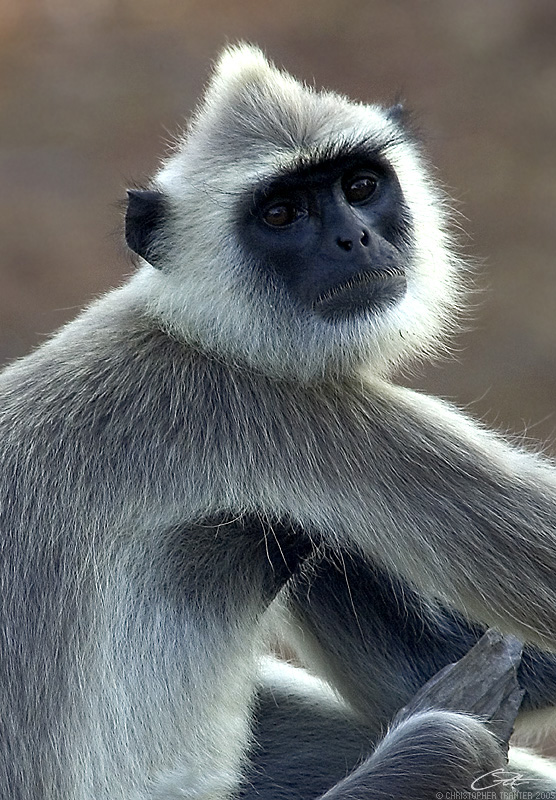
[130,43,466,381]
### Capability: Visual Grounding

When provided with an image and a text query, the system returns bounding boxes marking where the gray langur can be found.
[2,43,556,799]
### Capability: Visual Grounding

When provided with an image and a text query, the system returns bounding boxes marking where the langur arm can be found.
[280,544,556,732]
[284,378,556,649]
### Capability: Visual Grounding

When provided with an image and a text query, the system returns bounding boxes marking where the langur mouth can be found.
[312,268,407,320]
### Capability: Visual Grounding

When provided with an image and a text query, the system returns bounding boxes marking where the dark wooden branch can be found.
[395,629,524,749]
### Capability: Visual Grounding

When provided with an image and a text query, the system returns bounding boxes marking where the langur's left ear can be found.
[125,189,167,269]
[386,102,408,126]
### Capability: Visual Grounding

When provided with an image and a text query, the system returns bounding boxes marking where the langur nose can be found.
[336,230,369,251]
[336,237,353,252]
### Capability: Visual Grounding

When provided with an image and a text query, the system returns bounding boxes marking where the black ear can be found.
[125,189,167,268]
[386,102,408,126]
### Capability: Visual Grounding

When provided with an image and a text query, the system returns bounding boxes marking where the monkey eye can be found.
[343,173,379,205]
[262,201,303,228]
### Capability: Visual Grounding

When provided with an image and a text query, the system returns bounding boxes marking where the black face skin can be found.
[242,148,412,321]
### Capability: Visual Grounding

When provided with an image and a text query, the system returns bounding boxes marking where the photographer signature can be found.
[471,768,526,791]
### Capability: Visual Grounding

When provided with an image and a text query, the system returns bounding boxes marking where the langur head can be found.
[126,44,465,381]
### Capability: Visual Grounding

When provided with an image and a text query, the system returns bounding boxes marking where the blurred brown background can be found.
[0,0,555,445]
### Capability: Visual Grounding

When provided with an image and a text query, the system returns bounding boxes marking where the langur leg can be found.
[243,660,508,800]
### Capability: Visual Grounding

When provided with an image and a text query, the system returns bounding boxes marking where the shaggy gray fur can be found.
[2,44,556,798]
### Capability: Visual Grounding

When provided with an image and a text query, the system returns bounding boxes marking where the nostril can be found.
[360,230,369,247]
[337,237,353,252]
